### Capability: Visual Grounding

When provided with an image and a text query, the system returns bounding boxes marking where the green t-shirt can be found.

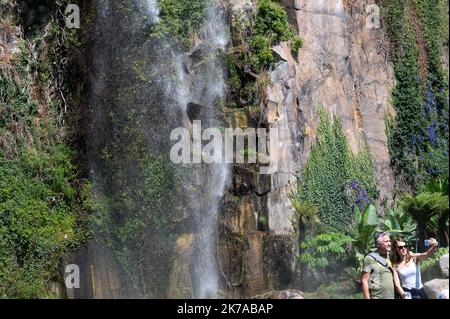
[363,254,394,299]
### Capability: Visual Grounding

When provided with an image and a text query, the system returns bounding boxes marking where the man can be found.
[361,232,394,299]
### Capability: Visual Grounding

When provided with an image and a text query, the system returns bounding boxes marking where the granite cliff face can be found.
[218,0,396,297]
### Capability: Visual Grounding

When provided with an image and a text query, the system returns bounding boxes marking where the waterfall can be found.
[170,3,230,299]
[84,0,230,298]
[147,0,160,22]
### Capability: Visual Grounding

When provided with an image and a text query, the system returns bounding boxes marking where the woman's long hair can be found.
[392,238,413,268]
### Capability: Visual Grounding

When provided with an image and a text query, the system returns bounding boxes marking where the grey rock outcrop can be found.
[255,0,395,237]
[440,254,449,278]
[0,21,21,67]
[269,289,305,299]
[423,279,449,299]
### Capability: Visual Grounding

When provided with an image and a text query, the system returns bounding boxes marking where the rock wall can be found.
[293,0,395,203]
[65,242,137,299]
[219,0,396,297]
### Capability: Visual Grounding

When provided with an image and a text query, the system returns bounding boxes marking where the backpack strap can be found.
[368,252,393,273]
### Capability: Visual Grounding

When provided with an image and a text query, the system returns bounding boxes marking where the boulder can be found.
[269,289,304,299]
[423,279,449,299]
[0,23,22,65]
[440,254,449,278]
[272,45,289,63]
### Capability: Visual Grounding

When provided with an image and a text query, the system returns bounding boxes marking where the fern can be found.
[299,232,352,268]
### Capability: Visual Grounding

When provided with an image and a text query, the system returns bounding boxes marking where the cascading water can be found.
[146,0,160,22]
[176,5,230,298]
[81,0,230,298]
[149,0,230,298]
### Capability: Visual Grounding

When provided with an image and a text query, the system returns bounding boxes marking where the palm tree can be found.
[401,180,449,251]
[424,178,449,246]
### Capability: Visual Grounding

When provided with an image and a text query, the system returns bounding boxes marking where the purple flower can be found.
[417,134,424,143]
[428,123,437,145]
[411,135,417,145]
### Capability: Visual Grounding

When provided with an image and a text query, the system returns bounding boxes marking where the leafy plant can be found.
[352,204,378,267]
[250,35,274,72]
[254,0,302,58]
[420,247,449,272]
[298,232,353,269]
[150,0,209,49]
[380,207,417,244]
[226,0,303,106]
[341,266,363,291]
[297,109,378,232]
[381,0,449,189]
[0,1,88,298]
[400,185,449,250]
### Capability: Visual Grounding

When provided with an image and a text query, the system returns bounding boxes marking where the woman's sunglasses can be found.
[397,245,408,250]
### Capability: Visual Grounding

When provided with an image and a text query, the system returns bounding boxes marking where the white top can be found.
[396,260,423,289]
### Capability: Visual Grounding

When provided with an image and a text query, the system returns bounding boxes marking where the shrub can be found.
[0,145,83,298]
[381,0,449,190]
[226,0,303,106]
[299,232,352,269]
[0,1,88,298]
[421,247,449,272]
[296,109,378,232]
[250,35,274,72]
[150,0,209,49]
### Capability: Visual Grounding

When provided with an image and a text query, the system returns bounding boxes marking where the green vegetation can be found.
[298,232,352,269]
[381,0,449,190]
[400,178,449,250]
[0,1,87,298]
[295,109,378,232]
[150,0,209,49]
[0,67,38,135]
[421,247,449,272]
[0,146,85,298]
[412,0,449,83]
[87,81,187,297]
[251,0,302,70]
[227,0,303,107]
[292,110,378,291]
[379,206,417,244]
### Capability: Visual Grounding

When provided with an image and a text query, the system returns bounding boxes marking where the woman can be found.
[392,238,438,299]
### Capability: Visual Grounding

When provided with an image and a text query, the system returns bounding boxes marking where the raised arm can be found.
[414,238,439,262]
